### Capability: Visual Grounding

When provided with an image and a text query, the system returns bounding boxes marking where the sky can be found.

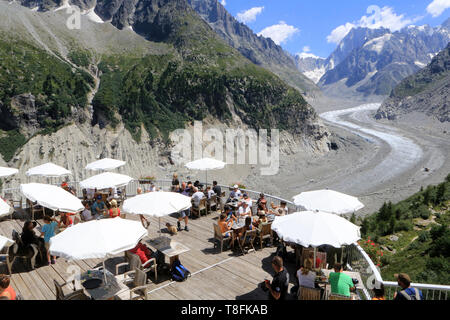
[220,0,450,58]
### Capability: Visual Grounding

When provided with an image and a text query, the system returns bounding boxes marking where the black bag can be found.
[275,244,287,260]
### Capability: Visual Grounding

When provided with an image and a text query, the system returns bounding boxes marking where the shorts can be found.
[178,208,190,218]
[45,242,50,250]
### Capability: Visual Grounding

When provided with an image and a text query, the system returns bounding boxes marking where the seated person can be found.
[228,185,242,202]
[270,201,288,216]
[237,201,251,219]
[58,212,73,228]
[0,274,17,300]
[91,195,107,216]
[297,260,317,292]
[86,188,96,201]
[236,216,253,240]
[304,252,322,269]
[21,221,44,252]
[130,241,163,267]
[218,214,233,237]
[191,187,205,207]
[253,212,268,230]
[81,202,95,221]
[137,187,143,195]
[256,193,268,213]
[108,199,121,218]
[107,187,118,202]
[224,205,237,223]
[205,186,215,199]
[328,262,355,298]
[242,193,253,208]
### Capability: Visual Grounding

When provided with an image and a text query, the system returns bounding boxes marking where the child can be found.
[41,215,58,265]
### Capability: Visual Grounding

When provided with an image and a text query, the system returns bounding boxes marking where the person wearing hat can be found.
[108,199,121,218]
[91,195,107,217]
[228,185,242,202]
[393,273,423,300]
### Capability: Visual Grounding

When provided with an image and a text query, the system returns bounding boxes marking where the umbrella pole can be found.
[313,247,317,270]
[102,260,108,284]
[205,170,208,188]
[341,246,344,264]
[159,217,161,234]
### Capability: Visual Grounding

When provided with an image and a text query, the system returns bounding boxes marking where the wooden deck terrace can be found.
[0,208,291,300]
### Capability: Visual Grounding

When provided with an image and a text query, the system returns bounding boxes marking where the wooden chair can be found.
[257,223,273,249]
[4,192,21,211]
[54,279,90,300]
[207,195,218,214]
[238,229,257,255]
[27,199,45,221]
[213,223,233,252]
[298,286,322,300]
[115,250,157,283]
[117,269,150,300]
[191,198,207,218]
[329,293,352,300]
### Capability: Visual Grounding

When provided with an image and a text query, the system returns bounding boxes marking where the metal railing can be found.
[2,179,450,300]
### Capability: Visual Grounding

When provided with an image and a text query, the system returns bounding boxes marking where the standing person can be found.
[212,181,221,196]
[0,275,16,300]
[171,173,180,191]
[393,273,423,300]
[265,256,289,300]
[40,216,58,265]
[328,263,355,298]
[176,183,191,232]
[257,193,268,214]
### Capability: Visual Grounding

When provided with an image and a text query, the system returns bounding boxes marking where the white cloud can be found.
[236,7,264,24]
[258,21,300,45]
[302,46,311,52]
[327,22,356,44]
[220,0,226,6]
[326,5,420,44]
[427,0,450,17]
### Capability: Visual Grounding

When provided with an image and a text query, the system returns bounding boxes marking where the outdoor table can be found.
[266,214,276,222]
[80,268,125,300]
[146,236,190,267]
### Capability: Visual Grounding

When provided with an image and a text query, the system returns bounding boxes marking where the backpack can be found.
[399,288,422,300]
[170,259,191,282]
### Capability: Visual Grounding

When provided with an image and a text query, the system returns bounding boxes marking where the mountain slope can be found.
[316,21,450,99]
[0,1,330,164]
[375,43,450,122]
[186,0,320,97]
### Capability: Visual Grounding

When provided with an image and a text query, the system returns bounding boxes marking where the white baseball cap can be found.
[233,184,239,189]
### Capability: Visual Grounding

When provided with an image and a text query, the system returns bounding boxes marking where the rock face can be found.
[376,43,450,122]
[294,53,328,84]
[186,0,320,97]
[0,1,330,177]
[295,20,450,99]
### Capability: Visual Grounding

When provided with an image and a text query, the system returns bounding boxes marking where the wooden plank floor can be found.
[0,209,294,300]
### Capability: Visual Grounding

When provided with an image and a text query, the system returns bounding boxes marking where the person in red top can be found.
[58,212,73,228]
[129,241,165,267]
[0,274,16,300]
[109,200,120,218]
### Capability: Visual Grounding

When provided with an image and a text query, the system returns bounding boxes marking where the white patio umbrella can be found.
[79,172,134,190]
[0,234,14,250]
[123,192,192,232]
[26,162,71,178]
[20,183,84,213]
[85,158,126,172]
[185,157,226,186]
[272,211,361,265]
[293,189,364,215]
[49,217,147,283]
[0,199,13,218]
[0,167,19,178]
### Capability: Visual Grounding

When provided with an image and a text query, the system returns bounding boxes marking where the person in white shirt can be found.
[228,185,242,202]
[242,193,253,208]
[191,187,205,207]
[81,202,95,221]
[86,188,96,201]
[206,186,215,199]
[238,201,251,218]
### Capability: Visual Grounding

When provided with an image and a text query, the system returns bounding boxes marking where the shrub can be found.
[394,220,413,232]
[418,231,430,242]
